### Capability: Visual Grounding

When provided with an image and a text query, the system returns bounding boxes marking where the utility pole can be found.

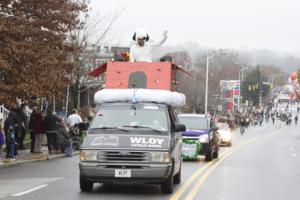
[66,85,70,116]
[238,66,248,110]
[53,94,56,113]
[205,50,226,115]
[259,71,262,107]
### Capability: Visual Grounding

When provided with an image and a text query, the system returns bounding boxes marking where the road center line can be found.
[169,160,216,200]
[12,184,48,197]
[169,139,254,200]
[185,138,257,200]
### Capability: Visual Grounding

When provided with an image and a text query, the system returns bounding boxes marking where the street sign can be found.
[220,80,240,88]
[217,105,222,111]
[220,80,240,111]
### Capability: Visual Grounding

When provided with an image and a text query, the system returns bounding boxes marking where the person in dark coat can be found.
[29,107,37,153]
[16,104,28,150]
[44,109,59,154]
[0,124,4,156]
[33,109,45,153]
[4,111,19,158]
[56,119,71,153]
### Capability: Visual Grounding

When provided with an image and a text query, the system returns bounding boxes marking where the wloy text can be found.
[130,137,164,148]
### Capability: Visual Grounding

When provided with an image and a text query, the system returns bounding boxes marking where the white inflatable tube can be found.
[94,89,186,107]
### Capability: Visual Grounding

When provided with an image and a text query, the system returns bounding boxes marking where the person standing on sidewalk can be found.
[4,111,18,159]
[57,119,71,153]
[5,109,20,156]
[16,104,28,150]
[0,124,5,160]
[44,109,59,154]
[33,108,45,153]
[67,109,82,127]
[29,107,37,153]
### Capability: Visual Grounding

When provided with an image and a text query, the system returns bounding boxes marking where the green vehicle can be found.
[178,114,219,161]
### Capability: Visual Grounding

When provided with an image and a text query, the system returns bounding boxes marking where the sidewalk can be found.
[0,146,79,167]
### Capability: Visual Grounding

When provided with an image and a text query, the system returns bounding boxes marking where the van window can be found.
[178,116,209,130]
[90,104,169,132]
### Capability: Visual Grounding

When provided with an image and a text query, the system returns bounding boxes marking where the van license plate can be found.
[115,169,131,178]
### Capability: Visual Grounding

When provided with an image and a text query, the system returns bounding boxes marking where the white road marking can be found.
[292,153,297,157]
[12,184,48,197]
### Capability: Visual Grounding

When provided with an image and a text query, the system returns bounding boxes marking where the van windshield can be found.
[90,104,169,133]
[178,116,209,130]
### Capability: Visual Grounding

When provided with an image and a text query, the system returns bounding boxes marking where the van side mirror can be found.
[211,126,219,131]
[173,124,186,132]
[78,122,89,131]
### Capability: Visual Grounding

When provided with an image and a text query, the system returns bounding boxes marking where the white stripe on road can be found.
[12,184,48,197]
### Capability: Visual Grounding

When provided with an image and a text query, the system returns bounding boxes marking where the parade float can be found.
[88,61,194,159]
[82,61,193,193]
[286,71,300,100]
[88,61,191,106]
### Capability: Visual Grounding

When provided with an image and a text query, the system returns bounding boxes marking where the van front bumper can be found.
[79,162,172,183]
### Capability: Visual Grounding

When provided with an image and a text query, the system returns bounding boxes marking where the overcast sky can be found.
[90,0,300,55]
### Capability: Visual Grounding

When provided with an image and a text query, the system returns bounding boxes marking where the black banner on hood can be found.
[82,134,169,150]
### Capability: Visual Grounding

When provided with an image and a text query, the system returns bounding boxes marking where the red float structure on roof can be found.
[88,61,192,91]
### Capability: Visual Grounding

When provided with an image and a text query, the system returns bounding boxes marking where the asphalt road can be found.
[0,119,299,200]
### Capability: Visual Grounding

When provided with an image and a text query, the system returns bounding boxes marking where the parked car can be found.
[216,122,232,146]
[178,114,219,161]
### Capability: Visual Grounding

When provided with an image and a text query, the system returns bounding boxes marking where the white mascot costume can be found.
[130,29,168,62]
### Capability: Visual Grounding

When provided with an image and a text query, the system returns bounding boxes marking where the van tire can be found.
[213,149,219,158]
[80,177,93,192]
[205,145,213,161]
[161,165,174,193]
[173,163,181,184]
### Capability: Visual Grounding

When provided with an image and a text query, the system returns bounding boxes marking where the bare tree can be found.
[67,5,124,109]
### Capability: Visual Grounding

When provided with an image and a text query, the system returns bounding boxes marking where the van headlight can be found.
[199,134,209,143]
[150,152,171,163]
[80,150,98,161]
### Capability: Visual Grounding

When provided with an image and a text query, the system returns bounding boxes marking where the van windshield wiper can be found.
[121,125,164,133]
[90,127,129,132]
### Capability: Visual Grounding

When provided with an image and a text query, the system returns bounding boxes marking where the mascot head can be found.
[132,29,149,47]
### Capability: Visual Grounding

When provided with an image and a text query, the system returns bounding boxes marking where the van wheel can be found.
[205,145,213,161]
[161,165,174,194]
[213,149,219,158]
[173,163,181,184]
[80,177,93,192]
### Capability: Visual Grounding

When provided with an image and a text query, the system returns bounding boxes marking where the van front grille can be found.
[98,151,149,162]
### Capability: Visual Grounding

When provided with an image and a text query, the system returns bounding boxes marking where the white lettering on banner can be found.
[130,137,164,148]
[182,143,197,156]
[90,136,119,146]
[130,137,142,144]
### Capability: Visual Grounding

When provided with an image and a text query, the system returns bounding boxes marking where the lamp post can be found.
[64,74,73,117]
[270,74,282,97]
[66,85,70,115]
[53,94,56,113]
[238,66,248,110]
[205,50,226,115]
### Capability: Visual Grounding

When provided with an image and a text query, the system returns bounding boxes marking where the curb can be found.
[0,151,80,168]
